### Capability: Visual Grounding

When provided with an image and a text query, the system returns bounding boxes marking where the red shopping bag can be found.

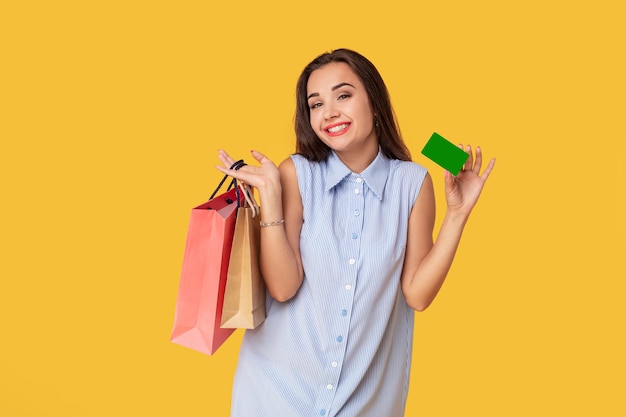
[170,164,245,355]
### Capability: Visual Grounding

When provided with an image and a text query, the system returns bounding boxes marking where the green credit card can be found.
[421,132,469,176]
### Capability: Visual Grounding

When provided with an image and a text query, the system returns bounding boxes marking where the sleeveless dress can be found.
[230,150,428,417]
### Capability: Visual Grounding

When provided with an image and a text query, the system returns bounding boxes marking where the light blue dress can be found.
[231,150,428,417]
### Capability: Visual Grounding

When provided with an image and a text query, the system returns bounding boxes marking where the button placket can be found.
[318,175,365,414]
[330,174,363,387]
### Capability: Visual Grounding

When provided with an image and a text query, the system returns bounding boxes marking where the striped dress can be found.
[230,150,428,417]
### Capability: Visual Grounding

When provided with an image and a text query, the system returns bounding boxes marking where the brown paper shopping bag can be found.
[220,183,266,329]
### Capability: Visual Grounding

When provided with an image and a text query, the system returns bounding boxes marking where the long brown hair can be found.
[294,48,411,162]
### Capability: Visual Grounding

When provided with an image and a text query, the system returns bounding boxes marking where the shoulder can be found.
[389,159,428,184]
[286,154,325,182]
[278,156,296,176]
[288,153,321,171]
[391,159,427,173]
[280,155,314,199]
[278,157,299,190]
[384,159,431,207]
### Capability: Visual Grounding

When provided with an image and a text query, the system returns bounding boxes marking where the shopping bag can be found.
[220,183,266,329]
[170,162,246,355]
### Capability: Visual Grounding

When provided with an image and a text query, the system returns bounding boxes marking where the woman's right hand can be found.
[216,149,282,201]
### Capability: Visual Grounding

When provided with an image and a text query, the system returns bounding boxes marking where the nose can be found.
[323,103,339,120]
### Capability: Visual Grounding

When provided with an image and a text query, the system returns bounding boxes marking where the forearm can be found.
[259,231,302,302]
[404,210,468,311]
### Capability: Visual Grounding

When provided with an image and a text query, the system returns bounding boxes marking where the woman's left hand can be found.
[444,145,496,218]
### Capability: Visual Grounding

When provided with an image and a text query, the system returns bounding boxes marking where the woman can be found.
[216,48,495,417]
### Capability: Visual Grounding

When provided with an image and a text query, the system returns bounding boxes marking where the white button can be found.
[354,189,360,194]
[331,361,338,368]
[327,384,333,390]
[345,284,352,290]
[348,258,356,265]
[356,177,363,183]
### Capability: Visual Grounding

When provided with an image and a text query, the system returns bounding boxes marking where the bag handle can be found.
[209,159,247,203]
[237,180,260,218]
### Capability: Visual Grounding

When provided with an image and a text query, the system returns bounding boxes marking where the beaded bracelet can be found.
[260,219,285,228]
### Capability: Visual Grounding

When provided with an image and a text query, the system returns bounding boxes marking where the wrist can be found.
[443,209,469,227]
[256,180,282,201]
[260,219,285,228]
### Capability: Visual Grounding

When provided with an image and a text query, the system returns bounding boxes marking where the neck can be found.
[334,142,379,173]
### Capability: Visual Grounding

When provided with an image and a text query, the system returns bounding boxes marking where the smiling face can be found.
[306,62,379,168]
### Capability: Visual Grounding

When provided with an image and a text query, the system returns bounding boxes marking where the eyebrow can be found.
[307,82,356,100]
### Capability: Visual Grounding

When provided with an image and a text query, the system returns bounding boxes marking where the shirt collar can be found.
[324,149,390,201]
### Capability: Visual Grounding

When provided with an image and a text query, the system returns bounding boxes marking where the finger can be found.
[473,146,483,174]
[464,144,473,171]
[217,149,237,168]
[480,158,496,180]
[250,149,275,167]
[457,144,464,170]
[215,164,258,185]
[215,163,240,177]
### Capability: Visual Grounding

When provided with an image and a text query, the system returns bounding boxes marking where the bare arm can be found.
[401,145,495,311]
[216,150,303,301]
[258,158,304,301]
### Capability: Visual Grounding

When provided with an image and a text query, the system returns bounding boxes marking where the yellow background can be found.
[1,0,624,415]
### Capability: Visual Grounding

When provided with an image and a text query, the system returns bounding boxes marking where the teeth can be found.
[328,123,348,133]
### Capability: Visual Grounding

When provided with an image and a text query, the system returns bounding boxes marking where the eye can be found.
[337,93,351,100]
[309,102,322,110]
